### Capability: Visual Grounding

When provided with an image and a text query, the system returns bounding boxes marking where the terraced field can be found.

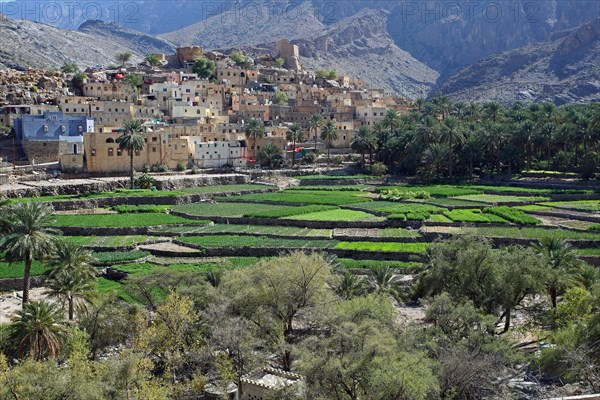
[3,180,600,303]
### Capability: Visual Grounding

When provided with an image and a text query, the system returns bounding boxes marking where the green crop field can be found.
[0,260,51,279]
[443,209,508,223]
[453,194,549,204]
[219,190,370,205]
[172,202,288,217]
[179,235,339,249]
[541,200,600,211]
[49,213,203,227]
[189,224,332,237]
[484,206,541,225]
[63,236,152,247]
[407,198,489,207]
[284,209,385,222]
[243,205,338,218]
[335,241,429,253]
[458,227,600,241]
[92,250,151,263]
[377,185,482,197]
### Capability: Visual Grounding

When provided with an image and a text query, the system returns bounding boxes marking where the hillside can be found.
[434,18,600,104]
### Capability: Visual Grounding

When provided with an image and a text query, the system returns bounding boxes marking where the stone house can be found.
[83,82,137,102]
[239,367,302,400]
[189,139,247,168]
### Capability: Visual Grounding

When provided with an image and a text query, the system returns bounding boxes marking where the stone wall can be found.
[23,140,60,164]
[0,276,45,292]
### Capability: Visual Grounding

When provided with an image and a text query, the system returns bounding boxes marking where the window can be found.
[106,138,114,143]
[91,149,96,156]
[66,108,70,112]
[135,150,140,156]
[61,125,67,133]
[152,137,157,142]
[117,148,122,156]
[152,147,156,153]
[108,148,114,156]
[43,125,49,132]
[78,125,83,132]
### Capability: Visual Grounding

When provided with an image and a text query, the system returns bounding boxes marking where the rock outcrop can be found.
[433,18,600,104]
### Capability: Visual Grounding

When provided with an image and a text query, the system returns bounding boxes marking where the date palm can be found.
[244,118,265,162]
[117,120,146,189]
[46,241,97,280]
[440,116,464,178]
[10,300,65,359]
[382,109,402,132]
[46,269,96,321]
[0,202,59,304]
[336,272,364,300]
[367,266,401,297]
[320,120,338,166]
[309,113,324,153]
[351,125,375,164]
[533,237,581,308]
[286,123,305,167]
[257,142,282,169]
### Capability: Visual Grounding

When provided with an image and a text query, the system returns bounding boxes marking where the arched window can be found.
[106,138,114,143]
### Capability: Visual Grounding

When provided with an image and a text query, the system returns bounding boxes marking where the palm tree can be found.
[46,241,97,280]
[286,123,305,167]
[351,125,373,164]
[367,266,400,296]
[0,202,59,304]
[422,143,448,177]
[257,142,282,168]
[533,237,582,308]
[309,113,324,155]
[320,120,338,166]
[244,118,265,162]
[46,269,95,321]
[382,109,402,132]
[10,300,65,359]
[336,272,364,300]
[117,120,146,189]
[440,116,464,178]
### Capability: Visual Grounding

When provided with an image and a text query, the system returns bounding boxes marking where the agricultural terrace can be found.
[1,180,600,304]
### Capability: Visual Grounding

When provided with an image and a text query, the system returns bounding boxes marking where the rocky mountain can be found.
[0,15,178,71]
[434,18,600,104]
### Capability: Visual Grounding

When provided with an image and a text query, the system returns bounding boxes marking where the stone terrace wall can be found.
[0,276,45,292]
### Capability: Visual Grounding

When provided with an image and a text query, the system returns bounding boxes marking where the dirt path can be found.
[0,288,53,324]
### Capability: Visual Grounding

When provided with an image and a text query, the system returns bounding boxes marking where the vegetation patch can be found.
[541,200,600,212]
[0,260,50,279]
[378,185,482,198]
[109,205,170,214]
[484,206,541,225]
[92,250,150,263]
[63,235,152,247]
[458,227,600,241]
[335,258,422,271]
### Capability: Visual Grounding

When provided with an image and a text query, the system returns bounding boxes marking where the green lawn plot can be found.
[483,207,541,225]
[350,201,445,214]
[335,241,430,253]
[336,258,422,271]
[513,205,551,212]
[171,202,289,217]
[0,260,50,279]
[63,236,152,248]
[283,209,385,222]
[243,205,338,218]
[159,224,333,238]
[443,209,509,223]
[377,185,482,197]
[49,213,204,227]
[429,214,453,223]
[333,228,421,239]
[540,200,600,212]
[574,248,600,256]
[179,235,339,249]
[452,194,550,204]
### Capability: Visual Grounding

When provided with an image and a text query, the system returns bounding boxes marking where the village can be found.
[0,40,409,177]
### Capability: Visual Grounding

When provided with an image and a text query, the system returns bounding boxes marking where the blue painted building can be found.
[14,111,94,145]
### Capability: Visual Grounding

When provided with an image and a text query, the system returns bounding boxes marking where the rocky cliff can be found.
[433,18,600,104]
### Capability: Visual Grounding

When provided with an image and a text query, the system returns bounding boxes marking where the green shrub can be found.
[332,155,344,166]
[135,174,156,190]
[176,162,186,172]
[379,189,431,201]
[483,206,540,225]
[368,162,388,176]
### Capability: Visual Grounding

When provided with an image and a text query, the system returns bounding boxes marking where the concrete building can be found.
[189,139,246,168]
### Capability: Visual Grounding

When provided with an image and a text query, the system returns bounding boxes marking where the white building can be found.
[189,138,247,168]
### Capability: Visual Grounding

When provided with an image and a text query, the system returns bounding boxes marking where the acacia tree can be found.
[286,123,304,167]
[320,120,338,166]
[116,52,132,67]
[117,120,146,189]
[0,202,59,304]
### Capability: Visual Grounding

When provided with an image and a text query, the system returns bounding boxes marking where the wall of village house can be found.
[84,132,146,173]
[83,82,136,102]
[191,140,246,168]
[23,140,60,163]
